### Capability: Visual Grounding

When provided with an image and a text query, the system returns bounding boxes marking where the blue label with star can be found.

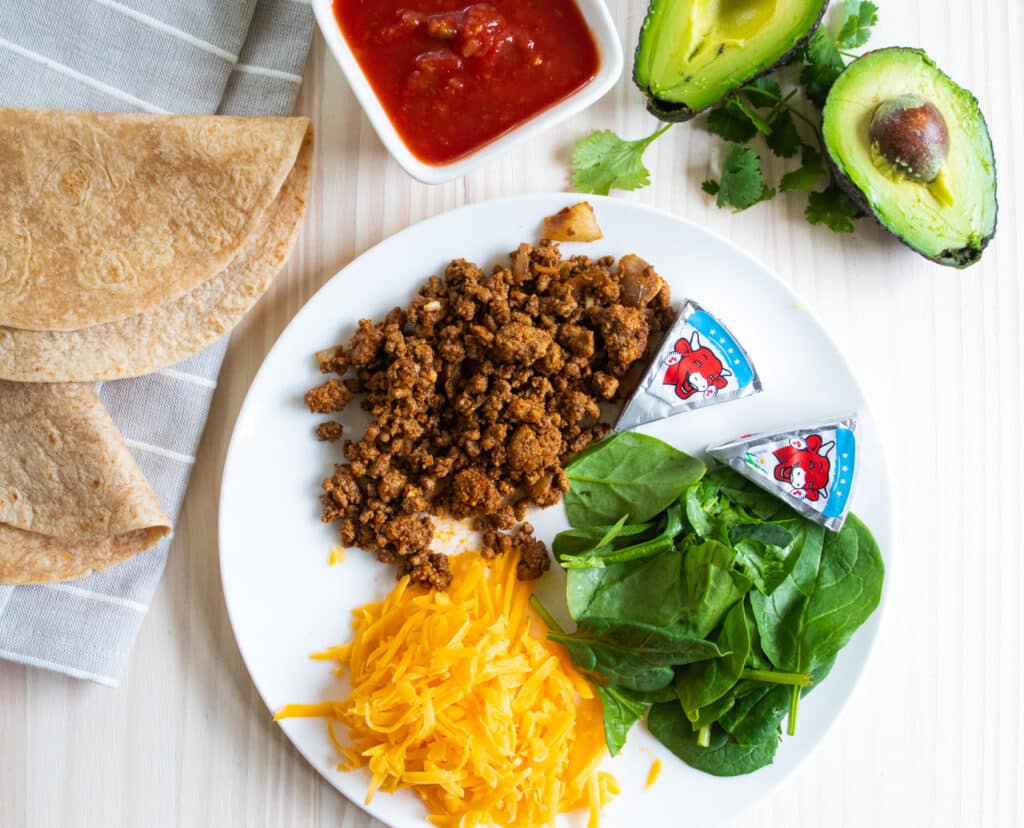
[708,416,860,532]
[822,427,855,520]
[616,299,763,431]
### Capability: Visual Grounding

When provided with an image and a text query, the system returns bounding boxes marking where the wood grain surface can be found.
[2,3,1022,826]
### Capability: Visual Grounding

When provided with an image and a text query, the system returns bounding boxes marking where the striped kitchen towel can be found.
[0,0,315,686]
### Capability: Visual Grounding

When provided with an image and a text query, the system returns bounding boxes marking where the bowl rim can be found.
[311,0,625,185]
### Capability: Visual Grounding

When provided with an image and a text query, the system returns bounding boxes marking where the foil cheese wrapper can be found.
[616,299,762,431]
[708,416,859,531]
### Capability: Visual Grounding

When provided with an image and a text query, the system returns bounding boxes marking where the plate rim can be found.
[218,193,893,828]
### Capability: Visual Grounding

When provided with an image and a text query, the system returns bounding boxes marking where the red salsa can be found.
[334,0,600,165]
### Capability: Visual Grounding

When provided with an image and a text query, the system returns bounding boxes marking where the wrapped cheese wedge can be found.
[0,381,171,584]
[708,416,859,531]
[0,108,312,381]
[616,299,762,431]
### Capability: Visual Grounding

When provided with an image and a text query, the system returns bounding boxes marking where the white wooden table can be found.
[2,3,1022,826]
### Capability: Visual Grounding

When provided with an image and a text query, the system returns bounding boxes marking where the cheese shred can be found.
[645,759,662,790]
[276,551,616,828]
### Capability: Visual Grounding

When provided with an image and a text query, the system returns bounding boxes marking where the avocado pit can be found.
[869,94,950,183]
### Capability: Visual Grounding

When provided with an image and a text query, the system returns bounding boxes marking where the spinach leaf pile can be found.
[534,431,884,777]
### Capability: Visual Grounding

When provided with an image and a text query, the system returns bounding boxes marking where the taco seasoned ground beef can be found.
[307,242,673,589]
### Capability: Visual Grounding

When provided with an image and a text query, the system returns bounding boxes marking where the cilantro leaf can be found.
[729,95,772,136]
[743,77,783,108]
[805,185,864,233]
[801,27,846,108]
[713,144,774,211]
[571,127,669,195]
[702,179,721,196]
[707,102,759,143]
[780,145,827,191]
[765,109,801,158]
[836,1,878,49]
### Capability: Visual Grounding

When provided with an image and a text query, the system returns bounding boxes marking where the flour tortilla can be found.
[0,109,310,331]
[0,124,313,382]
[0,382,171,584]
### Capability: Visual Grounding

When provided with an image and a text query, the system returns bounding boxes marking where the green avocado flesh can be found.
[634,0,827,119]
[823,48,998,268]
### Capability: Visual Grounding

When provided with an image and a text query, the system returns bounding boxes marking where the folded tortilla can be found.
[0,381,171,584]
[0,109,310,331]
[0,110,312,381]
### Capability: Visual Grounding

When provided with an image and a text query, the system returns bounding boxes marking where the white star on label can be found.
[727,348,734,354]
[836,490,843,496]
[709,328,717,335]
[842,465,849,472]
[734,359,741,365]
[840,478,847,484]
[842,453,849,459]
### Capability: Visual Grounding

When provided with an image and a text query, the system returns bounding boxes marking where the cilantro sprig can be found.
[569,0,878,235]
[571,125,671,195]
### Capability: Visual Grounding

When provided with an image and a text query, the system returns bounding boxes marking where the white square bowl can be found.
[312,0,624,185]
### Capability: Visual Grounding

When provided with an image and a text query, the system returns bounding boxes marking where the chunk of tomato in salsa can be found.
[334,0,599,165]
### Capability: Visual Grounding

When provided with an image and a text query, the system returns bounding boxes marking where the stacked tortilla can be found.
[0,109,313,583]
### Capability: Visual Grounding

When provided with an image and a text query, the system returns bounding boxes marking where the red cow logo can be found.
[772,435,834,501]
[662,333,731,400]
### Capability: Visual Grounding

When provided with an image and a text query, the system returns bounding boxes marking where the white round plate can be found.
[220,194,892,828]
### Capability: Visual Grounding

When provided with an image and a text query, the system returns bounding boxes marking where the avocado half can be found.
[823,48,998,268]
[634,0,829,121]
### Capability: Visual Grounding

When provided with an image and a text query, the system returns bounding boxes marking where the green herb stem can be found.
[742,668,814,687]
[735,85,819,132]
[787,685,800,737]
[697,725,711,748]
[529,596,565,635]
[644,123,675,146]
[562,535,676,569]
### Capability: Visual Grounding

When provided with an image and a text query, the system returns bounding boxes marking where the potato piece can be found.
[542,202,603,242]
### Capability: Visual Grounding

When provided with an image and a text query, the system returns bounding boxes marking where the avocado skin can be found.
[823,48,999,269]
[634,0,830,122]
[828,152,995,269]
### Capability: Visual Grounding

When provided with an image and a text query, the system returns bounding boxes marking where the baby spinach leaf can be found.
[547,617,725,691]
[750,515,884,676]
[745,599,772,671]
[567,548,685,625]
[564,432,705,526]
[718,683,791,746]
[677,538,751,638]
[647,709,780,777]
[686,686,740,730]
[683,467,790,540]
[597,687,650,757]
[557,515,631,566]
[569,537,746,634]
[552,521,655,559]
[676,600,751,717]
[732,521,824,595]
[729,524,793,547]
[562,503,685,569]
[621,685,679,704]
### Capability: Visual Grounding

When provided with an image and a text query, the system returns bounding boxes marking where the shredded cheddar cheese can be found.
[328,545,346,566]
[645,759,662,790]
[276,551,615,828]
